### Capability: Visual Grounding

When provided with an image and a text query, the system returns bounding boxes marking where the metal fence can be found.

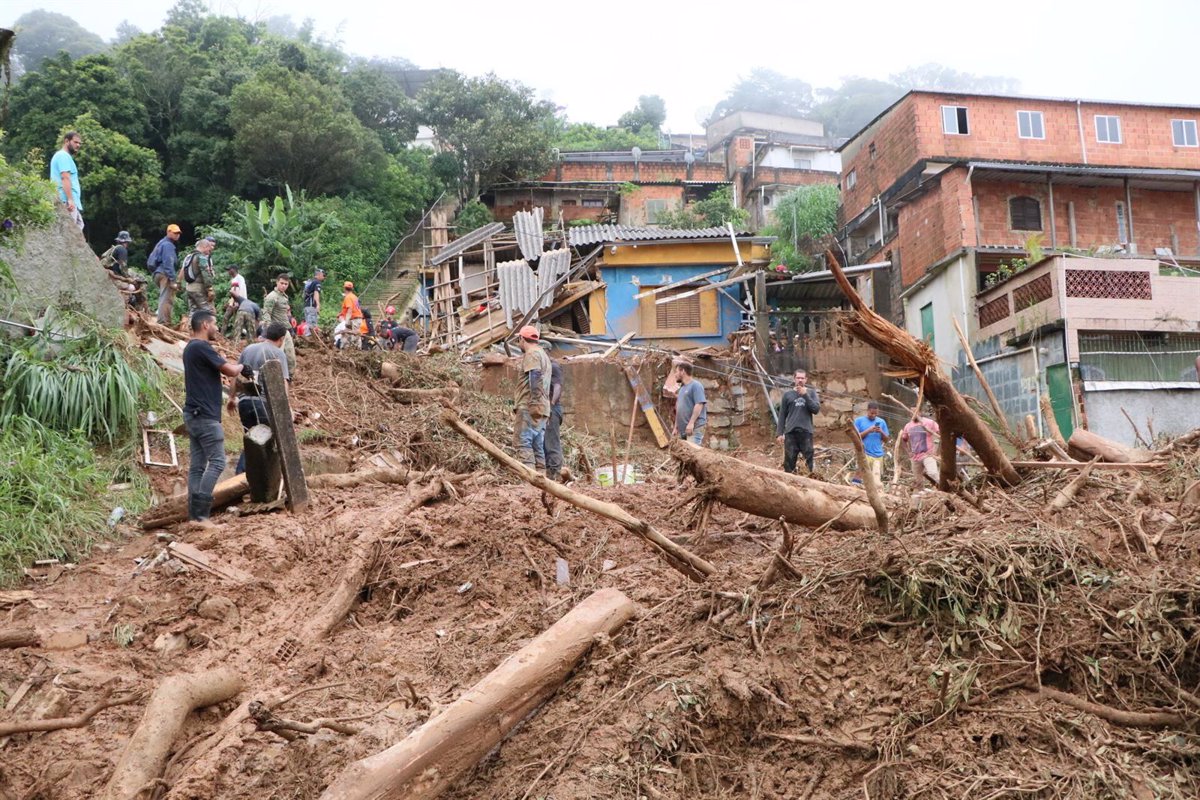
[1078,331,1200,382]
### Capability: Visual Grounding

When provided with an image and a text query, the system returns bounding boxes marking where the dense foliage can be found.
[656,186,748,229]
[766,184,841,271]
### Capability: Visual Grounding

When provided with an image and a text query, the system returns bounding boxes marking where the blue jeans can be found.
[680,426,705,446]
[544,404,563,478]
[514,409,547,470]
[303,307,319,335]
[186,414,226,519]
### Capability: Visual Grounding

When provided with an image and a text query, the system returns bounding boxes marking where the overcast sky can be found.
[7,0,1200,133]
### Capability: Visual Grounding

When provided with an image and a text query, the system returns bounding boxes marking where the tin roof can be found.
[429,222,506,266]
[567,225,750,247]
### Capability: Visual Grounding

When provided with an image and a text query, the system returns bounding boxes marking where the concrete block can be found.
[699,378,720,390]
[845,376,867,393]
[733,395,746,412]
[707,413,731,428]
[729,413,747,426]
[730,385,747,396]
[707,397,732,413]
[826,379,846,393]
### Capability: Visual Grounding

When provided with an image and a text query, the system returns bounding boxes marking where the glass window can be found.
[1017,110,1045,140]
[942,106,969,135]
[846,169,857,189]
[1172,119,1198,147]
[1095,115,1122,144]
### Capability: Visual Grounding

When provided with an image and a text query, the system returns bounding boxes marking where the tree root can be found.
[0,689,144,737]
[248,700,362,741]
[1036,685,1185,729]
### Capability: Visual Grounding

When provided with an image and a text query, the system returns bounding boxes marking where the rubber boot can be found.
[194,493,214,521]
[186,492,201,522]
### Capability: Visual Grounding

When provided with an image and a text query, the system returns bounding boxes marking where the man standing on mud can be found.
[544,361,565,479]
[776,369,821,474]
[262,273,297,376]
[513,325,551,472]
[674,361,707,446]
[182,310,250,528]
[900,411,941,488]
[148,224,182,325]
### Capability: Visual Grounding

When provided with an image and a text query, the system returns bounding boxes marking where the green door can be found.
[1046,363,1075,440]
[919,303,935,350]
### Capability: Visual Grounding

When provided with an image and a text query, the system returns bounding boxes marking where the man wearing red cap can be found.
[514,325,552,471]
[380,306,420,352]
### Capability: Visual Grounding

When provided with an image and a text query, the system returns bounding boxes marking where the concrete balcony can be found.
[974,255,1200,361]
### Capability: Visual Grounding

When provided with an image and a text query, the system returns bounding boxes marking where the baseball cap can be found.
[519,325,540,341]
[166,224,181,234]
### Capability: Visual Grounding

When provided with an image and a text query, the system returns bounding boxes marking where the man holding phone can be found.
[852,401,890,485]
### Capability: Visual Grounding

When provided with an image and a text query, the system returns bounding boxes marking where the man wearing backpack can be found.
[182,236,218,320]
[100,231,132,276]
[148,224,182,325]
[302,268,324,336]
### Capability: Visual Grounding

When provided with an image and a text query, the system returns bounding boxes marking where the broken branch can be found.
[845,423,889,534]
[1036,685,1184,729]
[1049,457,1100,510]
[0,690,144,737]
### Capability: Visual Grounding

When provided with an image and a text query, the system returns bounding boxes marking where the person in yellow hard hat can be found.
[513,325,552,471]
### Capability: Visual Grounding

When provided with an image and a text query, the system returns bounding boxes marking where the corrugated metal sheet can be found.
[537,249,571,300]
[513,208,544,261]
[497,259,540,328]
[567,225,749,247]
[430,222,506,266]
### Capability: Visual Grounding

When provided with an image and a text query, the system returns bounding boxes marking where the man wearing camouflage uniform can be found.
[262,272,297,376]
[182,236,218,320]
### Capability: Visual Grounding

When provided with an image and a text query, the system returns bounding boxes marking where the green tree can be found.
[340,66,420,153]
[230,67,385,195]
[209,188,327,291]
[11,10,105,74]
[617,94,667,132]
[712,69,814,121]
[555,122,659,152]
[812,77,905,138]
[454,200,494,234]
[766,184,840,271]
[4,52,146,159]
[418,71,557,198]
[656,186,748,229]
[65,113,163,239]
[890,63,1020,94]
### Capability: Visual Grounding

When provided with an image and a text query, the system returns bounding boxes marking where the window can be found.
[919,303,935,350]
[869,142,877,160]
[639,285,717,336]
[942,105,970,135]
[1172,119,1198,147]
[644,198,670,224]
[792,155,812,170]
[846,169,857,189]
[1115,201,1129,245]
[561,199,577,206]
[1017,110,1045,139]
[1009,196,1043,231]
[1095,115,1122,143]
[581,198,605,208]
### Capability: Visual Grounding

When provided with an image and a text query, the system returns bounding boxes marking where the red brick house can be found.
[837,90,1200,445]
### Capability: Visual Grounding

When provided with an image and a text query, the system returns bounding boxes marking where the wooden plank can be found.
[1012,460,1167,470]
[243,424,281,504]
[601,332,635,359]
[538,281,604,320]
[261,360,309,512]
[621,362,670,448]
[168,542,255,583]
[632,266,731,299]
[654,273,755,305]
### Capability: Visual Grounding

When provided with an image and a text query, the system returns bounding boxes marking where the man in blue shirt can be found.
[49,131,83,230]
[674,361,707,445]
[148,224,182,325]
[852,401,890,486]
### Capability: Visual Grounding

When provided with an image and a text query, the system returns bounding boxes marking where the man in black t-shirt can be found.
[183,310,251,527]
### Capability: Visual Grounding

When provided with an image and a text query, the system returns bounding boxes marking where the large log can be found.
[669,441,881,531]
[827,258,1020,486]
[443,410,715,581]
[319,588,639,800]
[1068,428,1156,464]
[102,669,243,800]
[243,424,281,503]
[140,475,249,529]
[262,360,308,511]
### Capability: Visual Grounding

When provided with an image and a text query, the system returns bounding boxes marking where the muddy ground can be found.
[1,341,1198,800]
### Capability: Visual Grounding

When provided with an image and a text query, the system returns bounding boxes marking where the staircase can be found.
[359,193,458,319]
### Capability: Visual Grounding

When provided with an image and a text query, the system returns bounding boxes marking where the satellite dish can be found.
[631,146,642,161]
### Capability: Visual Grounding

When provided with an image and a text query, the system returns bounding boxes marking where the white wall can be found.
[758,146,841,173]
[902,255,972,370]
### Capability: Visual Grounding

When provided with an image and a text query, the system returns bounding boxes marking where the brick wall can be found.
[895,166,974,286]
[542,161,727,184]
[619,185,686,226]
[972,179,1200,255]
[841,95,920,223]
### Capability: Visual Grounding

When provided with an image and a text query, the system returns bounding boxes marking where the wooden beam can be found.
[654,273,755,305]
[242,424,281,504]
[621,361,670,448]
[1012,460,1166,470]
[261,360,308,512]
[632,266,731,299]
[601,332,635,359]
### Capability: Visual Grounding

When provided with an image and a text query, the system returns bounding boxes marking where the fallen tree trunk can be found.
[141,475,249,529]
[1040,394,1068,449]
[669,440,882,531]
[0,629,40,649]
[1068,428,1156,464]
[443,410,715,581]
[844,425,888,534]
[319,588,639,800]
[387,387,460,405]
[308,467,415,489]
[102,669,243,800]
[301,479,446,642]
[827,258,1020,486]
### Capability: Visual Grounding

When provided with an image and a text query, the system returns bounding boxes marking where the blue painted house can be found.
[567,225,776,350]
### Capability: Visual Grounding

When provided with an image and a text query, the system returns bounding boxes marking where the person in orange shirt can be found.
[338,281,364,350]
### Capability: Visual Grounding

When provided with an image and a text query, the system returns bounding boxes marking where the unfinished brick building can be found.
[837,90,1200,446]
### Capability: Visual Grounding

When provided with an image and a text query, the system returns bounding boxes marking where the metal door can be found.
[1046,363,1075,440]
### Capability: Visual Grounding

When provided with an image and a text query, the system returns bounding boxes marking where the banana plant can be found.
[209,186,327,289]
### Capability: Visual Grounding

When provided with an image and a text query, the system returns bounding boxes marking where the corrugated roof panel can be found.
[496,259,542,328]
[567,225,748,247]
[430,222,506,266]
[513,208,545,261]
[537,249,571,300]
